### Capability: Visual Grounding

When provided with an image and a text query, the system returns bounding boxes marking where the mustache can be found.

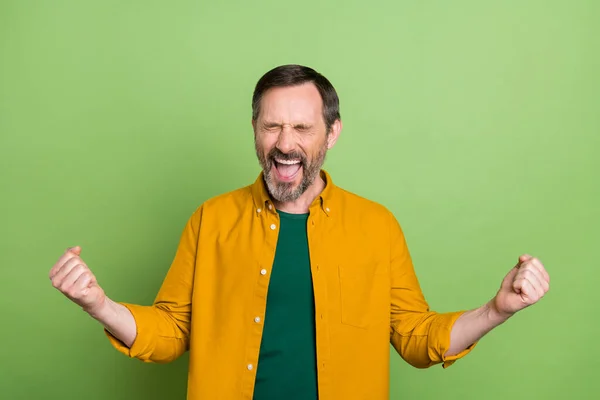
[267,148,306,164]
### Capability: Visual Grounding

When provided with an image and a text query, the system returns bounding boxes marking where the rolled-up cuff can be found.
[430,311,478,368]
[103,302,157,362]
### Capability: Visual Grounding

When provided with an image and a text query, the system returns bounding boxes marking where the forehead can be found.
[258,83,323,124]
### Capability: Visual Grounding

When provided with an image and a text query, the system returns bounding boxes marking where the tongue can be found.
[276,162,301,179]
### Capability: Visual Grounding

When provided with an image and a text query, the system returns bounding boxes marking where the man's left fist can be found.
[492,254,550,318]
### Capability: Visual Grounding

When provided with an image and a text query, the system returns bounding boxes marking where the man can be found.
[49,64,550,399]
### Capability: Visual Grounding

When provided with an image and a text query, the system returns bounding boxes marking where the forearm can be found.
[87,297,137,348]
[445,299,511,357]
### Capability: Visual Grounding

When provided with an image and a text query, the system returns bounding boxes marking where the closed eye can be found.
[294,124,312,132]
[260,122,314,133]
[262,123,281,132]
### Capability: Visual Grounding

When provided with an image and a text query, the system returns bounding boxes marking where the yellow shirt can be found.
[106,170,475,399]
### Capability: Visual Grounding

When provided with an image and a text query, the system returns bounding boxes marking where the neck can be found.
[273,174,325,214]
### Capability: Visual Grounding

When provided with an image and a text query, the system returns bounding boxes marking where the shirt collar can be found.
[250,169,335,217]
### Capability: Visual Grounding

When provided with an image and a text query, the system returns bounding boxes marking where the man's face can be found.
[253,83,333,203]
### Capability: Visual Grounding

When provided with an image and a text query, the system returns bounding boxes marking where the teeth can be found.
[275,159,301,165]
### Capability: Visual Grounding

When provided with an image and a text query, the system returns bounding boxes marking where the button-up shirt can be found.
[105,170,475,399]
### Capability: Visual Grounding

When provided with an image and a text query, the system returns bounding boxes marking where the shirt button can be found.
[270,224,276,230]
[257,208,262,213]
[268,204,273,210]
[326,207,330,212]
[247,364,253,371]
[254,316,261,323]
[260,269,267,275]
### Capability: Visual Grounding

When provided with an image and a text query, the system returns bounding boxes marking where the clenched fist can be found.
[492,254,550,317]
[49,246,106,314]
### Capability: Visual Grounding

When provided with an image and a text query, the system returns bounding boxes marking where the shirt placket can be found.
[308,203,332,400]
[241,200,280,399]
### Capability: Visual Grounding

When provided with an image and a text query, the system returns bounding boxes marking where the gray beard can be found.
[255,140,327,203]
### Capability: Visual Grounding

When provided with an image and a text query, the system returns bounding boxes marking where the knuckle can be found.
[66,287,80,298]
[73,264,86,275]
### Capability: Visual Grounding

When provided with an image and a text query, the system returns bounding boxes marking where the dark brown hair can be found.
[252,64,341,132]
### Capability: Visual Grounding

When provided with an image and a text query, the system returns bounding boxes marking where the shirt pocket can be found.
[338,265,385,329]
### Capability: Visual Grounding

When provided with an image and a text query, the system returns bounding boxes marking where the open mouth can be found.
[272,158,303,182]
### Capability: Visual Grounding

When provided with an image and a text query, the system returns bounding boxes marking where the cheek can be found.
[256,135,275,154]
[304,138,327,158]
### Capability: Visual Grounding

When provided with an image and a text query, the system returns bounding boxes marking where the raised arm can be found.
[388,213,474,369]
[388,213,550,368]
[50,205,203,363]
[49,246,137,347]
[445,254,550,357]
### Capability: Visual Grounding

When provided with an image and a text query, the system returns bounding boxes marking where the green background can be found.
[1,1,598,399]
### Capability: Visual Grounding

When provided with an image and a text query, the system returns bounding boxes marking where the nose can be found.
[275,124,296,154]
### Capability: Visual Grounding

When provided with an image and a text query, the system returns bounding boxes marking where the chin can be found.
[266,175,305,203]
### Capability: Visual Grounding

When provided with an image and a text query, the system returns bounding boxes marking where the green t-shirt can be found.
[253,210,318,400]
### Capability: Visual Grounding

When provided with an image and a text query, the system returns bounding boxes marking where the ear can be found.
[326,119,342,149]
[251,119,257,132]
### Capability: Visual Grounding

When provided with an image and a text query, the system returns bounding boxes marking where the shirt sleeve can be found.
[388,212,476,369]
[104,205,202,363]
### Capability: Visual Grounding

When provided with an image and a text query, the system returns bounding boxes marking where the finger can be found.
[59,264,88,292]
[529,257,550,284]
[52,256,83,285]
[73,271,94,295]
[52,257,85,287]
[523,269,546,299]
[49,252,77,280]
[69,246,82,256]
[519,261,549,293]
[513,278,536,303]
[49,247,82,279]
[501,266,519,290]
[518,254,533,265]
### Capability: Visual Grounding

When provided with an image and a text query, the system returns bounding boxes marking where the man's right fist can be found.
[49,246,106,314]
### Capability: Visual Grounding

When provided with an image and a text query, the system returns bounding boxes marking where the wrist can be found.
[486,298,513,325]
[83,296,111,321]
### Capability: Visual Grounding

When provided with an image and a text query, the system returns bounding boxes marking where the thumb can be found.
[501,266,519,291]
[67,246,82,256]
[518,254,532,264]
